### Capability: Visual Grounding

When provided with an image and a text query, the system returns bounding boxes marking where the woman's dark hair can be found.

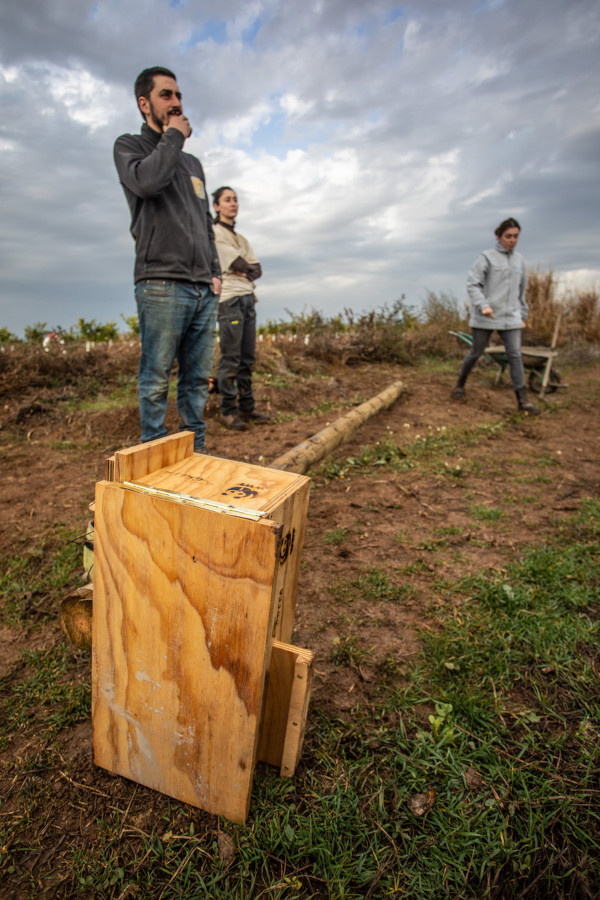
[212,185,235,222]
[134,67,177,118]
[495,217,521,238]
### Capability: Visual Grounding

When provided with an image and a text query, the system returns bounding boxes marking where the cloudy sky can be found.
[1,0,598,336]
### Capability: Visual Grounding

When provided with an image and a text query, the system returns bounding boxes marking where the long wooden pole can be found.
[270,380,405,475]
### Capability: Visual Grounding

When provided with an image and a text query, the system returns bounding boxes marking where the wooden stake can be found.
[539,311,562,400]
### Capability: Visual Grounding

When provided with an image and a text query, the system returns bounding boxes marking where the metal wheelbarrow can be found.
[450,315,566,399]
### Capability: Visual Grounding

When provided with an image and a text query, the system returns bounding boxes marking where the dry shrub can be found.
[261,303,419,366]
[403,291,468,359]
[526,269,600,347]
[564,288,600,344]
[0,341,139,399]
[524,268,562,343]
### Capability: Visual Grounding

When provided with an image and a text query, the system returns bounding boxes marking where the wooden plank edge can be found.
[280,648,314,777]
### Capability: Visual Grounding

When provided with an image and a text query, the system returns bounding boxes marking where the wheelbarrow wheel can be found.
[529,368,560,394]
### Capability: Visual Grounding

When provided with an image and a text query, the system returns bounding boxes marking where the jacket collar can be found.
[141,122,162,144]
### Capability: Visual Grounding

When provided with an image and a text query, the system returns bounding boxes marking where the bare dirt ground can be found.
[1,346,599,695]
[0,342,599,895]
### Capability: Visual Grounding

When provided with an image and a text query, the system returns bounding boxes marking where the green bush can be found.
[76,318,119,342]
[24,321,48,344]
[121,313,140,336]
[0,326,20,344]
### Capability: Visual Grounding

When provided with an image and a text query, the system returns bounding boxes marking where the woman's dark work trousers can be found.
[457,327,525,390]
[217,294,257,417]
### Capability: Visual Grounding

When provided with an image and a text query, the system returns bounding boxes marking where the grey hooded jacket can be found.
[114,123,221,285]
[466,244,527,330]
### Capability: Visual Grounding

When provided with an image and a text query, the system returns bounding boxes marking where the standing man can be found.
[114,66,221,452]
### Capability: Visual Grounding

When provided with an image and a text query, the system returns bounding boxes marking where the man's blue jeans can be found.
[135,280,218,451]
[458,327,525,390]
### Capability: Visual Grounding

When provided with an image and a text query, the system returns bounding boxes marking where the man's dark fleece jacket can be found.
[114,123,221,285]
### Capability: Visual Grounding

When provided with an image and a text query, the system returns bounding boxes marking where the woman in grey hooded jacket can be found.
[452,218,539,414]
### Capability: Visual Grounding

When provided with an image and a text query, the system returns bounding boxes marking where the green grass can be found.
[65,377,138,412]
[330,633,372,667]
[330,566,417,607]
[311,421,513,483]
[323,526,350,545]
[0,529,83,626]
[469,504,505,522]
[1,644,90,747]
[1,499,599,897]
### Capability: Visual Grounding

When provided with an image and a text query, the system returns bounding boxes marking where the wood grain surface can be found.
[132,453,310,643]
[258,641,314,775]
[92,480,282,823]
[112,432,195,483]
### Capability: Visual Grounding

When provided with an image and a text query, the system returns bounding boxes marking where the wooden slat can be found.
[280,647,314,777]
[258,641,314,776]
[92,480,282,824]
[112,432,195,483]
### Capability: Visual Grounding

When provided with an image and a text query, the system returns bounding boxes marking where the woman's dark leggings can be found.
[458,328,525,390]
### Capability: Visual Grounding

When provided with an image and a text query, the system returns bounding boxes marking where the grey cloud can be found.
[0,0,599,335]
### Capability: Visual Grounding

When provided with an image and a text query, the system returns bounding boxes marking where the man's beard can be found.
[148,100,180,132]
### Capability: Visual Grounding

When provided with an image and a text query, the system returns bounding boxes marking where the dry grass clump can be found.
[526,268,600,347]
[0,341,139,399]
[524,268,562,342]
[566,288,600,344]
[402,290,467,359]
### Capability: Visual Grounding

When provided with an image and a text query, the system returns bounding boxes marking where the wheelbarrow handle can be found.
[449,330,473,347]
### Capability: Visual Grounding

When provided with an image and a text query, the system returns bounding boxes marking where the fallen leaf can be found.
[407,789,437,816]
[217,832,236,868]
[463,766,485,790]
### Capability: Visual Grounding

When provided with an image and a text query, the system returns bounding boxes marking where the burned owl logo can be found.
[221,483,259,500]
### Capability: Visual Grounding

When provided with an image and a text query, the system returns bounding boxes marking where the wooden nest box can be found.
[91,432,313,824]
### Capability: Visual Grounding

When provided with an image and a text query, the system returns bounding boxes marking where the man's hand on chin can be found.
[165,113,192,139]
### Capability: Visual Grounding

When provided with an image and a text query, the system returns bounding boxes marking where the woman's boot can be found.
[451,376,467,399]
[515,387,540,415]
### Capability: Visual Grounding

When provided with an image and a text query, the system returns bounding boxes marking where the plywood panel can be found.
[91,480,282,824]
[132,453,310,643]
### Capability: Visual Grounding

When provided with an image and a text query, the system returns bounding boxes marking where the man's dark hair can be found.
[495,217,521,238]
[134,67,177,119]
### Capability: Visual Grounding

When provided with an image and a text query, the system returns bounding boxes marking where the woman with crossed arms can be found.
[212,186,272,432]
